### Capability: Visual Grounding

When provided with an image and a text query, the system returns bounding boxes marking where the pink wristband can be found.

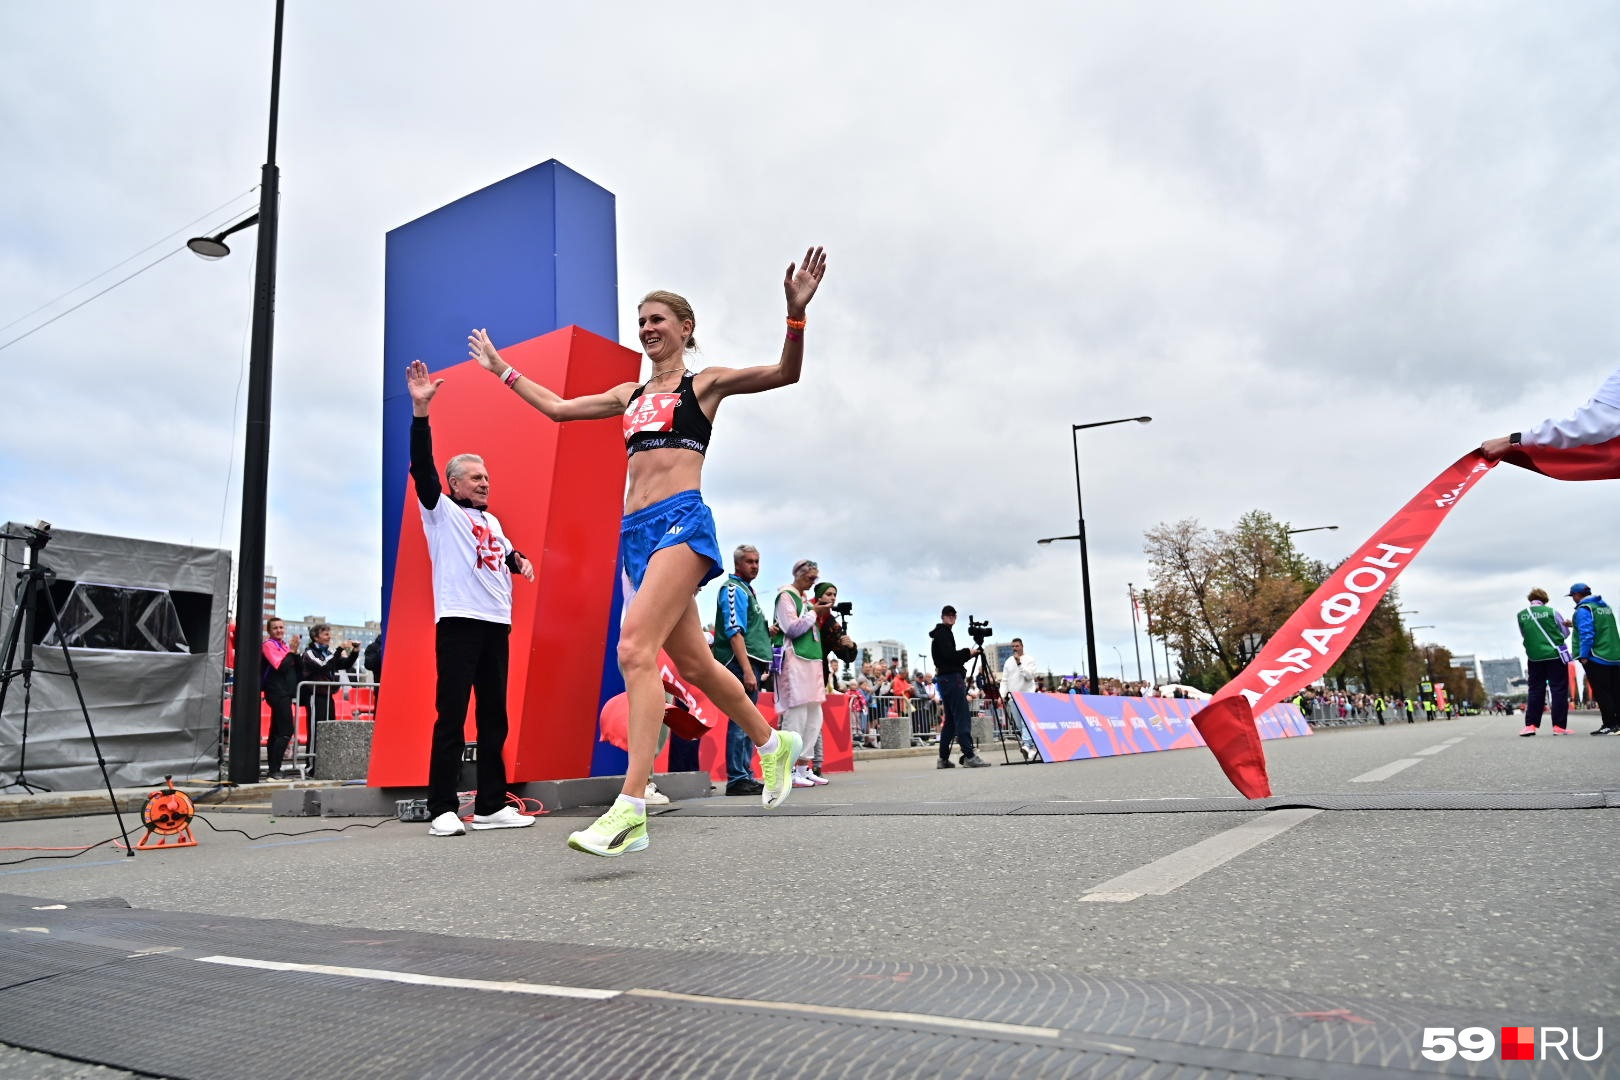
[785,330,802,343]
[501,367,521,388]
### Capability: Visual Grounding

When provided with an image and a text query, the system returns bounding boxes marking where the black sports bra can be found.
[622,370,713,456]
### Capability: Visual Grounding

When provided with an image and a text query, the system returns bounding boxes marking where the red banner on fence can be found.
[1196,439,1620,799]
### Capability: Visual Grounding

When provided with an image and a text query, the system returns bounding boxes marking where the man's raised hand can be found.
[406,360,444,415]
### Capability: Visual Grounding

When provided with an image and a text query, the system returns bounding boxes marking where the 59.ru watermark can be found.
[1421,1027,1603,1063]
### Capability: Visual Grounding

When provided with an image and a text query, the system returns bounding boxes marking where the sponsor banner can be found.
[1010,692,1308,764]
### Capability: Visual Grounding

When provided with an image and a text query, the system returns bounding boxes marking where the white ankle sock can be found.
[759,731,780,754]
[617,794,646,813]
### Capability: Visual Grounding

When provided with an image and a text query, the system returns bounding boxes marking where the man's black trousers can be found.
[937,671,975,760]
[1584,659,1620,731]
[429,617,511,818]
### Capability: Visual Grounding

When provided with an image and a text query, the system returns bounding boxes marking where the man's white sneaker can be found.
[428,811,466,837]
[806,769,830,786]
[643,782,671,805]
[791,767,815,788]
[469,806,535,830]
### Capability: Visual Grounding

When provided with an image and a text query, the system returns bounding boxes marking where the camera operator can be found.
[930,606,991,768]
[808,582,858,782]
[814,584,858,686]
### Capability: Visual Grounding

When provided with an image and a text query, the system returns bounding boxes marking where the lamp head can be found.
[186,212,259,261]
[186,236,232,260]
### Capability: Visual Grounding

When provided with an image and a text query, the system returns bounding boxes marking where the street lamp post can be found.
[1285,525,1339,536]
[1409,624,1437,717]
[221,0,286,785]
[1127,582,1145,683]
[1038,416,1150,693]
[1139,587,1159,687]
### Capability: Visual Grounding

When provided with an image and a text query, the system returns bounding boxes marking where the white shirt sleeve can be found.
[1522,366,1620,448]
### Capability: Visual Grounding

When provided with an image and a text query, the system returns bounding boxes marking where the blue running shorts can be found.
[619,489,724,594]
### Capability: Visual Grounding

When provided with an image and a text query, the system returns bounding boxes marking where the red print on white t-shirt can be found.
[464,511,505,572]
[623,393,680,437]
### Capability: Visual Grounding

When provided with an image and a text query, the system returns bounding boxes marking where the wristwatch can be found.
[1509,432,1522,445]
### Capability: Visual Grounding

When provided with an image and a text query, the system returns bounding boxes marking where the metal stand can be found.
[0,529,135,855]
[967,649,1033,766]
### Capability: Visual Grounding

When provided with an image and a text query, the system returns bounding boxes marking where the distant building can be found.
[1450,653,1478,679]
[861,639,904,668]
[984,641,1016,673]
[262,571,278,619]
[1479,657,1524,697]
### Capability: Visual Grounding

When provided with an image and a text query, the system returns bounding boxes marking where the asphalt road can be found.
[2,709,1616,1077]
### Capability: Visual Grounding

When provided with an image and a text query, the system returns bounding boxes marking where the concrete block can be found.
[652,771,713,801]
[971,711,994,749]
[879,712,910,750]
[320,786,417,818]
[312,720,374,781]
[549,775,633,810]
[271,788,323,817]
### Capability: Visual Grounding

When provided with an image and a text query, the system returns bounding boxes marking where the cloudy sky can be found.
[2,2,1617,681]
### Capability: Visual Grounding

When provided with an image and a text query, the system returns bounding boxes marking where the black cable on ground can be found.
[0,837,122,868]
[192,812,399,842]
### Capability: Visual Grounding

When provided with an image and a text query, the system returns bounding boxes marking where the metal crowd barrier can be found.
[844,693,1019,747]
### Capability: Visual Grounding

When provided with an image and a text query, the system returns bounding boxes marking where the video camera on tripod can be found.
[966,616,993,645]
[6,519,53,554]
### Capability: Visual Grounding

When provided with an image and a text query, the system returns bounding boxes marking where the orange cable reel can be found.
[137,776,198,850]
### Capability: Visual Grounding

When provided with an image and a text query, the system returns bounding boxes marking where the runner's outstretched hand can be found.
[785,247,828,316]
[468,329,506,375]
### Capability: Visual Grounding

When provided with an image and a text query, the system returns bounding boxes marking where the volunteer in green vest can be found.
[1569,582,1620,735]
[1516,587,1572,736]
[772,559,831,786]
[711,544,772,796]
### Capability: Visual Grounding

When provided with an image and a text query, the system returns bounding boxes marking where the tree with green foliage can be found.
[1144,508,1445,697]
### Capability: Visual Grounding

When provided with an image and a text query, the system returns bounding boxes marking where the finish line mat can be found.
[655,788,1620,817]
[0,893,1604,1079]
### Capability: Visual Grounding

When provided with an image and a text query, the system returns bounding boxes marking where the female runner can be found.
[468,246,828,856]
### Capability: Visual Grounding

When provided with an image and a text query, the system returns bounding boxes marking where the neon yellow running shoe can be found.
[759,730,804,809]
[567,797,648,857]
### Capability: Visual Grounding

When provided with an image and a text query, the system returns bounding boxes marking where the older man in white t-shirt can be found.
[406,361,536,837]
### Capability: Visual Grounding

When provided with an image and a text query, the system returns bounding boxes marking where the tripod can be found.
[966,646,1030,766]
[0,529,135,854]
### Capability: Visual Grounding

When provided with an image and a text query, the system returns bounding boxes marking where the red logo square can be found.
[1501,1027,1535,1061]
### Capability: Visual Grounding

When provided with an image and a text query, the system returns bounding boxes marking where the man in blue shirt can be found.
[1569,582,1620,735]
[711,545,771,794]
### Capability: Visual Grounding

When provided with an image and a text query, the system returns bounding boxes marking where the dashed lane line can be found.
[1078,808,1324,903]
[1348,759,1424,783]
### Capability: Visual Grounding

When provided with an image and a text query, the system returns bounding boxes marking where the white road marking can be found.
[196,955,621,999]
[1442,737,1464,745]
[1413,744,1452,756]
[1349,759,1423,783]
[627,987,1076,1043]
[194,955,1098,1045]
[1078,809,1323,903]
